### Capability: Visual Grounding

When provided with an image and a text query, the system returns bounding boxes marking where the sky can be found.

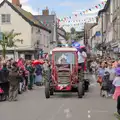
[0,0,106,31]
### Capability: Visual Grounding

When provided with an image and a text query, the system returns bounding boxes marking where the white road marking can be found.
[88,115,91,119]
[88,110,91,119]
[48,104,64,120]
[64,108,72,119]
[88,110,91,114]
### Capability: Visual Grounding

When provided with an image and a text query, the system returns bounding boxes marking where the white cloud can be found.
[22,5,38,15]
[0,0,38,15]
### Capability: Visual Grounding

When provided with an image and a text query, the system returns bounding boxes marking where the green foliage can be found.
[0,30,22,59]
[65,32,70,40]
[75,30,84,41]
[70,27,76,34]
[57,41,62,47]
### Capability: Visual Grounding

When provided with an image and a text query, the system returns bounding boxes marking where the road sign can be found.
[0,32,3,40]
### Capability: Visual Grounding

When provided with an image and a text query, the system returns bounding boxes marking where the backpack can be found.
[9,69,19,85]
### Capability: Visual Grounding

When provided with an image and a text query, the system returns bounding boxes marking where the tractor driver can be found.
[77,47,87,80]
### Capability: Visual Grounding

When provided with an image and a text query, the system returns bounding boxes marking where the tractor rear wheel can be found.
[45,82,50,99]
[78,82,83,98]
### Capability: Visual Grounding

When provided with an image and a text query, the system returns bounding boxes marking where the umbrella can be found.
[72,42,80,51]
[32,59,45,65]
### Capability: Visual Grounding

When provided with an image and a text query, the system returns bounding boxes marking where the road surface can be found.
[0,74,116,120]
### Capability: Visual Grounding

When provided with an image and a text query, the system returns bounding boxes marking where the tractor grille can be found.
[57,71,70,84]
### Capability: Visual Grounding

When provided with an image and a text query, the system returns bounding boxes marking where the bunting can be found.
[57,0,107,22]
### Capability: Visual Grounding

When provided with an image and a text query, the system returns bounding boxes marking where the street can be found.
[0,74,116,120]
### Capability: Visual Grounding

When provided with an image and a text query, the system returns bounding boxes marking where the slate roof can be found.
[98,0,110,16]
[0,0,51,33]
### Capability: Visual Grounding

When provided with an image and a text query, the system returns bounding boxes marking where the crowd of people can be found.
[1,51,120,115]
[88,57,120,115]
[0,58,49,102]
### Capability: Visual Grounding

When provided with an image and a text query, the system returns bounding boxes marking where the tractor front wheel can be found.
[50,88,54,95]
[45,82,50,99]
[82,82,85,96]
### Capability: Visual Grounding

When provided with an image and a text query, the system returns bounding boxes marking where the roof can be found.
[0,0,51,33]
[57,27,66,33]
[90,23,98,29]
[52,47,77,52]
[98,0,110,16]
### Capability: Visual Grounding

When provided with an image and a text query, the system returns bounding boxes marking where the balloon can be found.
[72,42,80,50]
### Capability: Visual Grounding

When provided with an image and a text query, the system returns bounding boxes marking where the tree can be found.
[75,30,84,41]
[65,32,70,40]
[70,27,76,34]
[0,30,22,59]
[57,41,61,47]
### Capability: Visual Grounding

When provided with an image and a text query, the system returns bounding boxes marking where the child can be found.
[113,64,120,115]
[97,62,105,86]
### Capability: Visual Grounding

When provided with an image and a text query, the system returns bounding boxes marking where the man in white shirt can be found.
[77,48,87,83]
[78,49,87,69]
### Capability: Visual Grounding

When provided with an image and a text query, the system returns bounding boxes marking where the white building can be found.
[0,0,51,60]
[57,27,67,46]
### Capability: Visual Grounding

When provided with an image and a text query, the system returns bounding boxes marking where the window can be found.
[1,14,11,23]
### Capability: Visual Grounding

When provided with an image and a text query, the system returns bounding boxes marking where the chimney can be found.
[42,7,49,15]
[12,0,22,7]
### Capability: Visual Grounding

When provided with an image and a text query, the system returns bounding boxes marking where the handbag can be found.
[97,76,102,84]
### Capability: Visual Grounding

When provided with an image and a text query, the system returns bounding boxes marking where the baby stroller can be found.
[0,70,9,101]
[0,86,5,101]
[100,71,110,97]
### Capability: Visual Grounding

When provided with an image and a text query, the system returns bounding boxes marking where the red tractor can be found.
[45,47,85,98]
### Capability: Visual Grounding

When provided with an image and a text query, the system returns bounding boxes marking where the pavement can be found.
[0,74,117,120]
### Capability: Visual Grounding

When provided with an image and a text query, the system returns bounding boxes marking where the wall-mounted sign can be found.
[95,31,101,36]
